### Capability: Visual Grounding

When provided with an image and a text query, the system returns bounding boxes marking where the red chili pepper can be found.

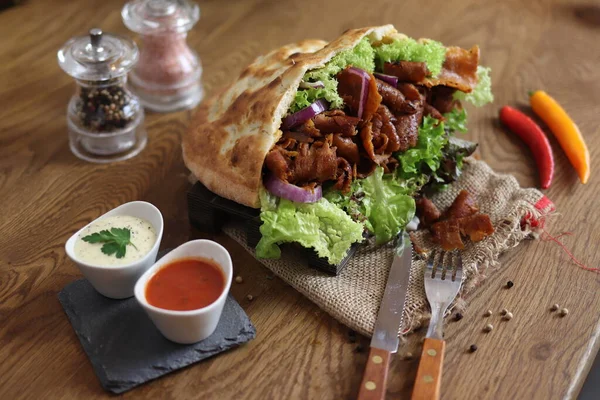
[499,106,555,189]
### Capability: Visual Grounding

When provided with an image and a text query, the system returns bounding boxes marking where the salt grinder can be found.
[58,28,146,163]
[122,0,203,112]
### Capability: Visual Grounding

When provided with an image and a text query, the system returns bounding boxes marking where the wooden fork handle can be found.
[357,347,391,400]
[411,338,445,400]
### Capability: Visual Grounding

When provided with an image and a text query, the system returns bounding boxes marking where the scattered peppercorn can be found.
[246,294,254,301]
[348,330,357,343]
[469,344,478,352]
[455,312,463,321]
[484,324,494,332]
[506,281,514,288]
[484,310,492,317]
[501,308,508,316]
[235,275,243,284]
[504,312,513,321]
[559,308,569,317]
[550,304,559,312]
[354,345,365,353]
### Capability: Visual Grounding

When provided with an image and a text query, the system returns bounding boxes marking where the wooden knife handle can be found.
[357,347,391,400]
[411,338,445,400]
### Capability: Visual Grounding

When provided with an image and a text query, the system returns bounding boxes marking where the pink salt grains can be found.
[123,0,204,112]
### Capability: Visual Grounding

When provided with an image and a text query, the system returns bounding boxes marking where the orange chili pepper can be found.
[529,90,590,184]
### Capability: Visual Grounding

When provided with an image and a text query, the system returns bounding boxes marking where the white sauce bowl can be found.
[65,201,164,299]
[134,240,233,344]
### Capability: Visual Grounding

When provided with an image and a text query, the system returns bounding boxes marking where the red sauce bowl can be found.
[135,240,232,344]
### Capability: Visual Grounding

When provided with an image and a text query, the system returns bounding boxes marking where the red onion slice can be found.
[374,72,399,87]
[264,175,323,203]
[281,99,329,131]
[346,67,370,119]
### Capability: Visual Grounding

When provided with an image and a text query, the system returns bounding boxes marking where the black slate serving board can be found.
[58,279,256,394]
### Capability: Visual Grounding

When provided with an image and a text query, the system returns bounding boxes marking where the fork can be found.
[411,251,463,400]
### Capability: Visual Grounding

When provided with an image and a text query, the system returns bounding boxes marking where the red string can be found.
[542,231,573,241]
[540,230,599,273]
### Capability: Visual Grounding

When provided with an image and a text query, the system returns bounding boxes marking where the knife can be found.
[357,240,413,400]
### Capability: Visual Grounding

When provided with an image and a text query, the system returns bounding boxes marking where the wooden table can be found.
[2,0,599,398]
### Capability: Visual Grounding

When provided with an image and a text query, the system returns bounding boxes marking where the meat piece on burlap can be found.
[416,196,442,227]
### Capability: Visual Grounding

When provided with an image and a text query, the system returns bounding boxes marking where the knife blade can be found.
[357,240,413,400]
[371,241,413,352]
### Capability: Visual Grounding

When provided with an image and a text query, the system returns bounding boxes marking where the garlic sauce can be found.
[74,215,156,266]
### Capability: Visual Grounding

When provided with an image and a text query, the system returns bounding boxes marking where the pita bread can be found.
[183,25,401,208]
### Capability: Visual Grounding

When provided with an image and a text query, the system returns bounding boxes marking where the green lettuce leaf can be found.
[327,167,416,245]
[444,108,467,134]
[423,136,478,195]
[291,78,340,113]
[255,191,364,265]
[454,66,493,107]
[396,114,448,180]
[289,38,375,113]
[305,36,375,80]
[373,38,446,77]
[396,108,470,187]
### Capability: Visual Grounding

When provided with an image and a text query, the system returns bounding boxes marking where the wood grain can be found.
[412,338,445,400]
[1,0,600,399]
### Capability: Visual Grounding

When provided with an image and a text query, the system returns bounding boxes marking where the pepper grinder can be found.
[122,0,203,112]
[58,28,147,163]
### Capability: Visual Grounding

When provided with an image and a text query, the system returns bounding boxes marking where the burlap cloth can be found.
[223,159,555,337]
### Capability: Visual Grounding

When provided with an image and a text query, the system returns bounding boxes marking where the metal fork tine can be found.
[426,250,436,278]
[453,252,463,282]
[450,252,456,281]
[439,252,444,277]
[441,251,449,281]
[423,248,463,339]
[434,251,442,278]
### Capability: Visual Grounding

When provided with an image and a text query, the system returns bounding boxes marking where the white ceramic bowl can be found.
[65,201,164,299]
[134,240,233,344]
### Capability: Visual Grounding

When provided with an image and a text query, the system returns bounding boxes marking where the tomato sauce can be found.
[145,257,225,311]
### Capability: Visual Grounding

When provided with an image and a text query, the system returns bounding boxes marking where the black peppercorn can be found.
[354,345,365,353]
[75,79,136,132]
[469,344,478,352]
[455,312,463,321]
[348,330,357,343]
[506,281,514,288]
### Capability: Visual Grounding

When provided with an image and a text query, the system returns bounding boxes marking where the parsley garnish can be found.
[82,227,138,259]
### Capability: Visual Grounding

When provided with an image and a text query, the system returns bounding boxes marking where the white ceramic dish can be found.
[65,201,164,299]
[134,240,233,344]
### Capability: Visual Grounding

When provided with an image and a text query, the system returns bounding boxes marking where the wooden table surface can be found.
[2,0,600,399]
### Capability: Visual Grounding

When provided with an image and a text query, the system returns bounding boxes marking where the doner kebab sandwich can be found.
[183,25,493,265]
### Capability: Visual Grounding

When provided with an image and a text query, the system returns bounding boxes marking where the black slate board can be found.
[58,279,256,394]
[187,181,359,275]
